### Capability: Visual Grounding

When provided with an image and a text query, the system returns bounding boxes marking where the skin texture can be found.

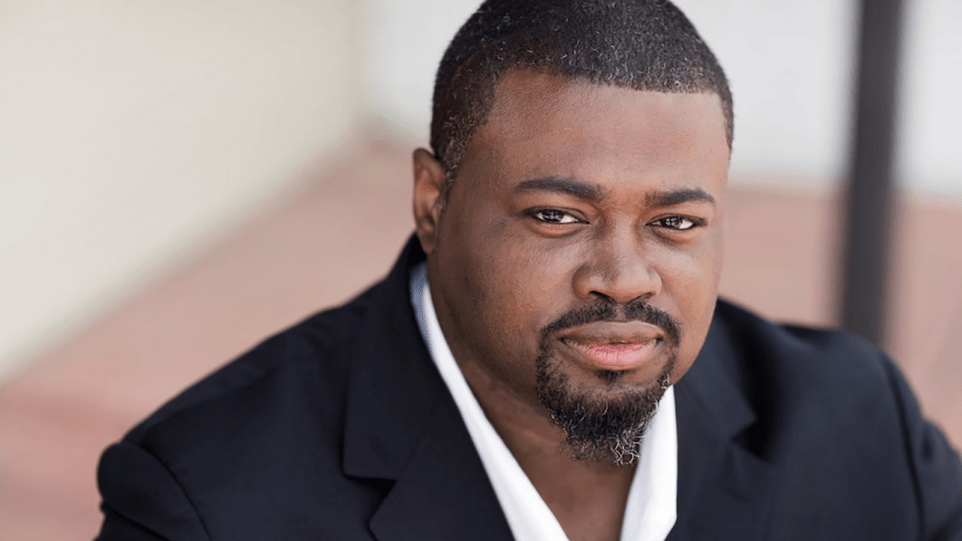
[413,70,729,541]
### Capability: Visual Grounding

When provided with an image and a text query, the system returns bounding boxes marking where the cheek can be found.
[463,229,583,343]
[657,231,721,296]
[460,225,569,334]
[437,215,547,356]
[660,232,723,377]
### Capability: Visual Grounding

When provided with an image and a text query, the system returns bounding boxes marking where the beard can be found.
[534,300,680,466]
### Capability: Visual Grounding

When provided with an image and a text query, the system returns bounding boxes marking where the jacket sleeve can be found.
[95,442,211,541]
[883,356,962,540]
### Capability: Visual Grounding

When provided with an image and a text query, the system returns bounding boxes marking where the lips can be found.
[556,321,664,371]
[565,340,658,368]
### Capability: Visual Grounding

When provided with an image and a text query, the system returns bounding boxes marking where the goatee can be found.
[534,300,681,466]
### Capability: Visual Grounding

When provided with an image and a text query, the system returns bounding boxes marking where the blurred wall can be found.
[897,0,962,194]
[2,0,959,381]
[0,1,364,380]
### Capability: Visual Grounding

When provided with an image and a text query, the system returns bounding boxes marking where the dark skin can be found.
[413,70,730,541]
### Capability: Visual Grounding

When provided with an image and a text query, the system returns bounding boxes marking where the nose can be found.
[572,223,662,305]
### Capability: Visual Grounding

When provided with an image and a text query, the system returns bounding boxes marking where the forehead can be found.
[463,70,729,192]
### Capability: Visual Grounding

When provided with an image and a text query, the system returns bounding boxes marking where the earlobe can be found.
[412,148,447,256]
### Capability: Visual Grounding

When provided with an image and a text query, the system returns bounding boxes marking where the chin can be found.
[534,348,676,466]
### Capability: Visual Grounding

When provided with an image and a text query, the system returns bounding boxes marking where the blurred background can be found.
[0,0,959,538]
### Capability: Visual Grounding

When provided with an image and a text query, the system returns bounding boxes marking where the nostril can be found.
[589,289,653,308]
[589,291,616,304]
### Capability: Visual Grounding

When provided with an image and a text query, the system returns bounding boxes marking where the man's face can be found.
[415,70,729,462]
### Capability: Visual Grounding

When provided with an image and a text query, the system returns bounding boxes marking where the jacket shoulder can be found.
[712,298,912,457]
[710,299,962,539]
[128,282,377,442]
[712,299,892,401]
[97,284,383,538]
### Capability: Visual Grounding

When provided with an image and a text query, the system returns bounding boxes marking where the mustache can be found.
[539,298,682,347]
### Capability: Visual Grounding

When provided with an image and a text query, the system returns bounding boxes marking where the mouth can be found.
[556,321,665,371]
[562,339,660,369]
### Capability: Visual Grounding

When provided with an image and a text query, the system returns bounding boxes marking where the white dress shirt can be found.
[410,263,677,541]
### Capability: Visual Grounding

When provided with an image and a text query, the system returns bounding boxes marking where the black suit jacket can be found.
[96,236,962,540]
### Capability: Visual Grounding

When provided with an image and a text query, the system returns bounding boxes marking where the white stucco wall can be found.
[0,1,364,379]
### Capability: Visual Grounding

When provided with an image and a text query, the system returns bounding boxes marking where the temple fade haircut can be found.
[431,0,733,183]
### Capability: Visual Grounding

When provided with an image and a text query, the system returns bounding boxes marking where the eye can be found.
[531,209,583,224]
[654,216,700,230]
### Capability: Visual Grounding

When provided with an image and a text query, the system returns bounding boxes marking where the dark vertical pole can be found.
[841,0,905,345]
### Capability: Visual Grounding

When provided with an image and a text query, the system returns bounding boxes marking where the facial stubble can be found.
[534,302,680,466]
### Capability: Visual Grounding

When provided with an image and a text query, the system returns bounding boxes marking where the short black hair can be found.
[431,0,733,182]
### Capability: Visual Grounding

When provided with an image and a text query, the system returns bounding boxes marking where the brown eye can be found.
[657,216,697,230]
[533,209,580,224]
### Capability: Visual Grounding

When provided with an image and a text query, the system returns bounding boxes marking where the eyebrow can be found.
[514,177,716,208]
[514,177,606,201]
[646,188,716,208]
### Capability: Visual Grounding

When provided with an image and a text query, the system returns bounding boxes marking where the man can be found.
[95,1,962,540]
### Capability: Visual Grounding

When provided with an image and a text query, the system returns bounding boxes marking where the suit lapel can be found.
[340,237,514,541]
[369,400,514,541]
[668,309,779,541]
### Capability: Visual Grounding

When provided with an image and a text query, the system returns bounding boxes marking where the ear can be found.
[412,148,448,256]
